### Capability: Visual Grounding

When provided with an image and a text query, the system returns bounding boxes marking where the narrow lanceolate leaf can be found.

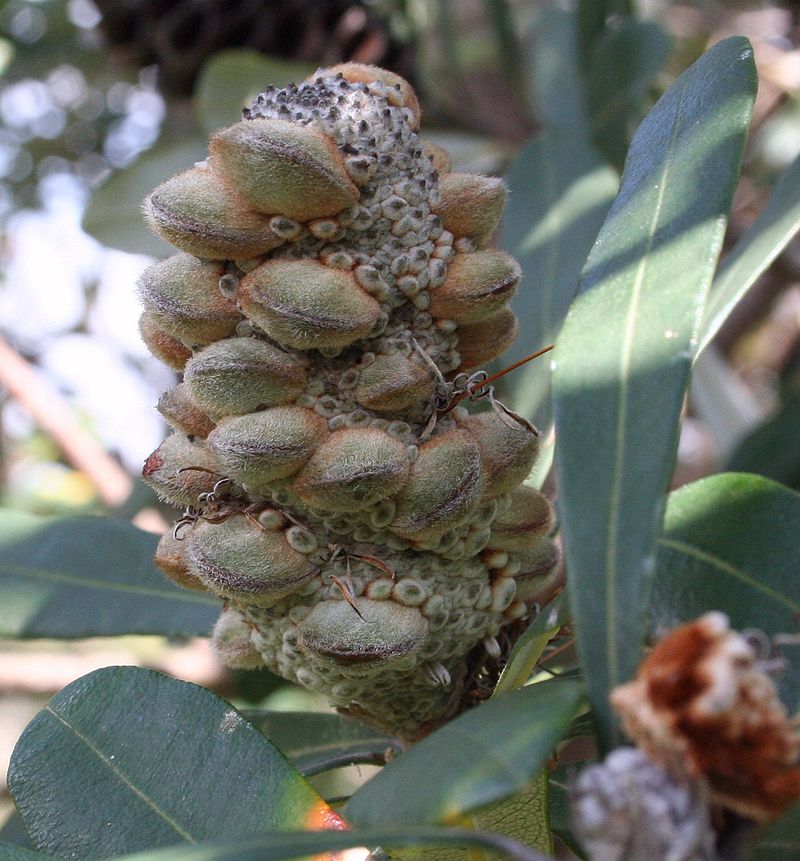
[653,472,800,709]
[699,151,800,354]
[346,680,581,828]
[8,668,338,860]
[552,37,757,750]
[0,511,218,639]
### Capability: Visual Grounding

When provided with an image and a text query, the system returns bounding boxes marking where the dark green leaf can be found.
[653,472,800,708]
[195,51,315,136]
[83,139,207,257]
[346,680,581,827]
[0,844,47,861]
[244,710,401,776]
[552,37,757,749]
[0,510,218,639]
[8,667,331,859]
[0,812,34,851]
[751,805,800,861]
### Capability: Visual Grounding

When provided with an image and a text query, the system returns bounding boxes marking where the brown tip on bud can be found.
[154,530,207,591]
[211,608,264,670]
[322,63,421,130]
[210,118,359,221]
[298,598,428,667]
[429,250,521,325]
[184,337,308,419]
[487,485,554,552]
[142,434,223,508]
[293,428,410,512]
[143,166,285,260]
[139,311,192,370]
[434,173,506,246]
[207,406,328,492]
[513,540,561,600]
[456,308,518,371]
[239,259,381,351]
[187,516,316,607]
[422,140,452,174]
[157,383,215,439]
[354,353,436,412]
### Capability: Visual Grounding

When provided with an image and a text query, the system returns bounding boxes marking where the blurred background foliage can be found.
[1,0,800,834]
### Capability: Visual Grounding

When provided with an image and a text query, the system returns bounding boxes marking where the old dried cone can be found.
[139,63,558,738]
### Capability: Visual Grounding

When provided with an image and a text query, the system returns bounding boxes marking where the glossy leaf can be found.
[700,152,800,354]
[8,667,335,859]
[0,510,218,639]
[83,138,207,257]
[553,37,757,749]
[244,710,401,776]
[195,50,315,136]
[346,680,581,828]
[652,472,800,708]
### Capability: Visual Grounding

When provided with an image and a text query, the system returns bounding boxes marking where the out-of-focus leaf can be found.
[195,50,315,135]
[0,845,46,861]
[8,668,336,860]
[346,680,581,828]
[652,473,800,709]
[700,152,800,354]
[751,804,800,861]
[244,710,401,776]
[553,37,757,750]
[83,138,207,257]
[0,813,34,851]
[0,510,218,639]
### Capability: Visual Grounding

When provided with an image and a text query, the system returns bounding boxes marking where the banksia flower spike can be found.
[139,63,558,739]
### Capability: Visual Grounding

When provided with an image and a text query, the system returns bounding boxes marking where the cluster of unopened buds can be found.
[138,63,558,738]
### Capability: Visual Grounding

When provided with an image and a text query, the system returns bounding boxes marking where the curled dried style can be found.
[138,63,558,739]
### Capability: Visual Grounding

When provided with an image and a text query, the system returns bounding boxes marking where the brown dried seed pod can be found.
[211,608,263,670]
[323,63,421,130]
[298,597,428,668]
[138,253,241,347]
[143,165,285,259]
[487,485,554,552]
[184,336,308,418]
[142,434,223,508]
[154,530,207,591]
[434,174,506,246]
[422,140,452,174]
[209,118,359,220]
[186,516,316,607]
[353,353,436,412]
[456,410,539,498]
[429,250,521,324]
[157,382,215,439]
[293,428,410,512]
[390,430,484,542]
[456,307,518,370]
[138,310,192,370]
[207,406,328,492]
[239,258,381,351]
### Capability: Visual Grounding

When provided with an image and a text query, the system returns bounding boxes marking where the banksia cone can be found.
[140,64,558,738]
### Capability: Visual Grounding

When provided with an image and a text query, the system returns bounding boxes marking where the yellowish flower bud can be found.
[434,173,506,246]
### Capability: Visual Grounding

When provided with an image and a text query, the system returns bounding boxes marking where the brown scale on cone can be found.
[138,64,558,739]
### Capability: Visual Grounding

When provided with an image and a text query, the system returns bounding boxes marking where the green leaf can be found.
[83,138,207,257]
[751,804,800,861]
[243,710,401,776]
[346,679,581,828]
[0,510,218,639]
[0,845,46,861]
[8,667,333,860]
[552,37,757,750]
[194,50,315,136]
[652,472,800,708]
[700,152,800,354]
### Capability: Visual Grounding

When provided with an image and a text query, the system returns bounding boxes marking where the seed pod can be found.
[239,259,380,351]
[298,597,428,668]
[513,540,560,601]
[323,63,421,129]
[186,516,316,606]
[211,608,263,669]
[429,250,520,324]
[210,118,359,220]
[142,434,223,508]
[456,410,539,498]
[354,353,435,412]
[154,530,206,590]
[157,383,215,439]
[434,174,506,246]
[391,430,484,542]
[293,428,410,512]
[184,337,308,418]
[144,165,285,259]
[208,406,328,492]
[456,308,518,370]
[138,310,192,370]
[487,485,554,552]
[422,140,452,174]
[138,253,240,347]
